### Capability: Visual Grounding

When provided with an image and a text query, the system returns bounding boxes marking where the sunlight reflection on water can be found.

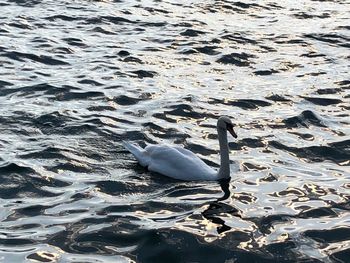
[0,0,349,262]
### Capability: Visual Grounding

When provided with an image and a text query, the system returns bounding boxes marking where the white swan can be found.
[123,116,237,181]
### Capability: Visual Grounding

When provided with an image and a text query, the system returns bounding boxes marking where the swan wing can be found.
[145,145,216,181]
[172,146,197,156]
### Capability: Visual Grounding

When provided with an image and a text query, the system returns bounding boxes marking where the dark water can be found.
[0,0,350,262]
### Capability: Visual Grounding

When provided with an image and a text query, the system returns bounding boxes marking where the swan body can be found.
[123,116,237,181]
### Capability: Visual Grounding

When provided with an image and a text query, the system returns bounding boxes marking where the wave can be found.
[1,51,69,65]
[269,140,350,164]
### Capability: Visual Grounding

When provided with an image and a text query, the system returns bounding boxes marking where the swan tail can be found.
[123,141,149,167]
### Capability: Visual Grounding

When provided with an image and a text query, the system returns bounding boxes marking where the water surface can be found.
[0,0,349,262]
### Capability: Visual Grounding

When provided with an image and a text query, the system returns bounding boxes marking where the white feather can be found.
[123,116,237,181]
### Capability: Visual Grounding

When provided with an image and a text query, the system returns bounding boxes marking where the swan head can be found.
[217,116,237,138]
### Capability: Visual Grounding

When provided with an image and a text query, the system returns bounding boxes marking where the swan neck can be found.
[217,128,230,179]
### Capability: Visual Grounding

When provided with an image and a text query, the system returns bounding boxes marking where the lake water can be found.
[0,0,349,262]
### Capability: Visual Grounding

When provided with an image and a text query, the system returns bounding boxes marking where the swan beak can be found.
[227,126,237,138]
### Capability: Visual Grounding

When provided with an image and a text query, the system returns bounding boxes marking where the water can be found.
[0,0,349,262]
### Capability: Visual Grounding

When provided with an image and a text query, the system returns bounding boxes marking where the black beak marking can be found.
[226,123,237,138]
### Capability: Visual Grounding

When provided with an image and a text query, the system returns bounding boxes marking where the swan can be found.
[123,116,237,181]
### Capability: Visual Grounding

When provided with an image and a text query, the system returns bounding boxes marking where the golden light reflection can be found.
[277,233,289,242]
[32,165,56,181]
[343,183,350,189]
[31,250,61,262]
[107,100,118,109]
[202,218,218,232]
[304,183,328,196]
[255,236,268,248]
[238,239,254,250]
[69,160,90,169]
[173,213,223,241]
[135,209,174,219]
[100,116,118,126]
[339,160,350,166]
[175,116,195,124]
[276,187,306,197]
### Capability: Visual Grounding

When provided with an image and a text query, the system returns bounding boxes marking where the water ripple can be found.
[0,0,349,262]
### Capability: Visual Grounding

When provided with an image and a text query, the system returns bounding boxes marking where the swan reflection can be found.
[202,179,241,235]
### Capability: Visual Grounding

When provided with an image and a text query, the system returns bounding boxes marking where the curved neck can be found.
[217,128,230,179]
